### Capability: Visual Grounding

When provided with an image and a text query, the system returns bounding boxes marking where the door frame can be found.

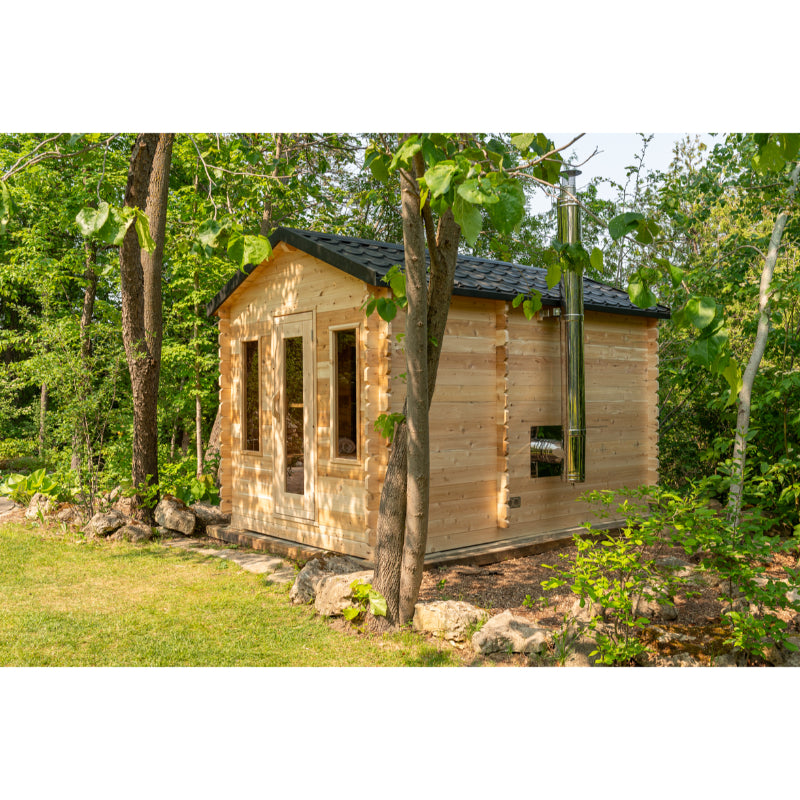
[272,311,316,521]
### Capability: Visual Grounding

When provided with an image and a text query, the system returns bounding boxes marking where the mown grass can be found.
[0,522,456,667]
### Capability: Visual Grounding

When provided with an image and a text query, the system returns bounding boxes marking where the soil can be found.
[415,538,800,667]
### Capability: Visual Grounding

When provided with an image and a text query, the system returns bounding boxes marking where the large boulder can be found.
[190,502,230,533]
[26,492,56,520]
[154,495,196,536]
[632,586,679,621]
[289,554,367,605]
[314,570,374,617]
[84,510,127,538]
[412,600,489,644]
[110,522,155,543]
[471,610,551,655]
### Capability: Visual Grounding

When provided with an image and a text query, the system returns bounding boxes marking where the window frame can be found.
[328,323,362,465]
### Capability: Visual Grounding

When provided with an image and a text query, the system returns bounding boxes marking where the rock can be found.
[110,522,155,543]
[112,496,136,517]
[632,585,678,621]
[562,636,598,667]
[264,568,297,586]
[26,492,56,520]
[190,501,231,533]
[659,653,701,668]
[570,598,608,623]
[55,505,85,527]
[289,554,367,605]
[314,570,374,617]
[412,600,489,643]
[781,637,800,667]
[84,510,127,538]
[154,495,196,535]
[471,610,551,655]
[712,652,742,667]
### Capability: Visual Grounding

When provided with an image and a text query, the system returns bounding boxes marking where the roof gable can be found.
[207,227,671,319]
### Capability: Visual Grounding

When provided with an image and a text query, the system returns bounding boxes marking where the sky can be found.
[528,132,716,213]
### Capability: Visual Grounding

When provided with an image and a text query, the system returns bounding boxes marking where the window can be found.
[243,339,260,452]
[530,425,563,478]
[333,328,359,460]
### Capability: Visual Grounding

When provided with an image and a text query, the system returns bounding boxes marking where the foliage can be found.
[0,467,72,504]
[544,484,800,664]
[342,580,388,621]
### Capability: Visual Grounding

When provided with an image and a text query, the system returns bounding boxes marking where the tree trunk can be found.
[72,242,98,473]
[397,162,430,625]
[727,160,800,530]
[194,268,204,476]
[370,198,461,629]
[38,382,47,458]
[119,133,174,520]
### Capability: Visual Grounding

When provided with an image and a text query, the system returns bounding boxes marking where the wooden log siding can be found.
[505,307,659,537]
[215,242,661,560]
[223,243,373,558]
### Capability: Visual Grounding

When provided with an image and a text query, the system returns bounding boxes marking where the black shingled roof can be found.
[206,227,671,320]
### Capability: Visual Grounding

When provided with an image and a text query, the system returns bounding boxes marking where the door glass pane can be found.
[335,329,358,458]
[244,340,260,451]
[285,336,304,495]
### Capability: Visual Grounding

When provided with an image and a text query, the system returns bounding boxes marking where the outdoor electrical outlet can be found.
[508,496,521,508]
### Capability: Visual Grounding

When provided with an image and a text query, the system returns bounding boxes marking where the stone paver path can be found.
[162,537,296,584]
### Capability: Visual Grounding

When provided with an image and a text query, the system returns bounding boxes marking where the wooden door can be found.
[272,312,316,520]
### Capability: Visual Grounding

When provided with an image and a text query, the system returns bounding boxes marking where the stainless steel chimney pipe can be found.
[558,169,586,483]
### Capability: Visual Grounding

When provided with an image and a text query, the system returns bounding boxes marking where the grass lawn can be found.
[0,521,456,667]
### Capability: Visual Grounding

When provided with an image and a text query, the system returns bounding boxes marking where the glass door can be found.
[272,312,315,520]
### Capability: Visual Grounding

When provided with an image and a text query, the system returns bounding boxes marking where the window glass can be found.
[335,329,358,459]
[530,425,563,478]
[285,336,305,494]
[243,340,260,452]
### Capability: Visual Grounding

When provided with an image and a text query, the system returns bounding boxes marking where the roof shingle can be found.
[207,227,671,320]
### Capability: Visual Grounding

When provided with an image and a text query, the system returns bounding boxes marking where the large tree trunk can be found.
[727,160,800,530]
[397,161,430,625]
[370,197,461,629]
[119,133,174,520]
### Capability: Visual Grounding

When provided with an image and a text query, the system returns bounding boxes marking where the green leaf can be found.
[366,152,390,183]
[385,266,406,299]
[512,293,524,309]
[97,205,135,246]
[134,209,156,253]
[196,218,226,249]
[589,247,604,272]
[608,212,644,241]
[486,179,525,235]
[227,233,245,267]
[684,296,716,330]
[0,181,15,235]
[633,218,661,245]
[721,360,742,406]
[752,140,785,175]
[389,136,421,172]
[452,194,482,247]
[376,297,397,322]
[368,593,387,617]
[423,162,458,198]
[457,178,499,206]
[522,294,542,320]
[688,330,727,367]
[242,234,272,266]
[546,260,561,290]
[511,133,536,152]
[627,279,658,309]
[75,202,110,238]
[342,607,360,621]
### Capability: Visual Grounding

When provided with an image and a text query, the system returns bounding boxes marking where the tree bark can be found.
[72,242,98,472]
[727,160,800,530]
[194,268,204,476]
[119,133,174,520]
[38,382,47,458]
[370,191,461,630]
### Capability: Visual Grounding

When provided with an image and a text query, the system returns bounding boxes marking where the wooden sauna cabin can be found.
[206,227,669,563]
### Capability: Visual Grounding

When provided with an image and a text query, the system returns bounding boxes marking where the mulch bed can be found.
[416,538,800,666]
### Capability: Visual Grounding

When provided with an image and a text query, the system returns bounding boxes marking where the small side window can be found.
[243,339,260,452]
[333,328,359,460]
[531,425,563,478]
